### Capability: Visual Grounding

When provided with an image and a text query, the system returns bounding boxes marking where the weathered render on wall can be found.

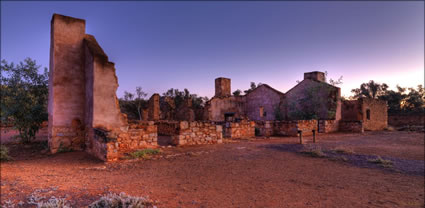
[341,98,388,131]
[48,14,87,153]
[49,14,157,161]
[360,98,388,131]
[284,76,341,121]
[207,96,245,122]
[244,85,284,121]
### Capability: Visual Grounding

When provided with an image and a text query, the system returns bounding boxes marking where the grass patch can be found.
[330,156,348,162]
[332,147,355,155]
[368,156,393,168]
[300,146,326,158]
[129,148,161,159]
[0,145,11,161]
[89,192,155,208]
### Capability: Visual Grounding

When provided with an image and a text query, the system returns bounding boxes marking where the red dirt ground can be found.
[1,131,424,207]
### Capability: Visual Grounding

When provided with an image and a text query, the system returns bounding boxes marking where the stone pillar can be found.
[215,77,231,97]
[48,14,87,153]
[148,93,160,121]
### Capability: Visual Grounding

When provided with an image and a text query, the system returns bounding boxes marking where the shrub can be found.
[129,149,160,159]
[332,147,355,154]
[368,156,393,168]
[37,197,70,208]
[0,145,11,161]
[89,192,156,208]
[300,146,326,158]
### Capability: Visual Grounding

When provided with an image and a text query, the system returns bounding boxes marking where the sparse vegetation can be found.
[88,192,156,208]
[0,145,11,161]
[57,143,73,153]
[129,148,161,159]
[37,197,70,208]
[368,156,393,168]
[332,147,355,154]
[300,146,326,158]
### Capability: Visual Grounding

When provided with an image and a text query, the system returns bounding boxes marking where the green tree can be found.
[232,89,242,96]
[119,87,148,120]
[1,58,48,143]
[243,82,257,94]
[351,80,388,99]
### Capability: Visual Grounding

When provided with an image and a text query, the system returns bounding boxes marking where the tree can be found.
[244,82,263,94]
[351,80,388,99]
[1,58,48,143]
[120,87,148,120]
[232,89,242,96]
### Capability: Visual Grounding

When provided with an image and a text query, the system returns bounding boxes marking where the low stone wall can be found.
[86,121,158,161]
[171,121,223,146]
[388,115,425,127]
[255,121,274,137]
[156,121,180,136]
[318,120,339,133]
[256,120,318,137]
[223,120,255,139]
[339,121,364,133]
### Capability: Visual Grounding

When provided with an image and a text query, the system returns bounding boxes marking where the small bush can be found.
[57,143,73,153]
[89,192,156,208]
[0,145,11,161]
[300,146,326,158]
[129,149,160,159]
[332,147,355,154]
[37,197,70,208]
[368,156,393,168]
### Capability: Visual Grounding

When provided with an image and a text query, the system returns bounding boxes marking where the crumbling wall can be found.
[318,120,339,133]
[339,121,364,133]
[341,100,363,121]
[223,120,255,139]
[148,94,160,121]
[244,85,284,121]
[255,120,318,136]
[206,96,245,122]
[285,79,341,121]
[48,14,87,153]
[361,98,387,131]
[255,121,274,137]
[388,115,425,127]
[156,121,223,145]
[49,14,157,162]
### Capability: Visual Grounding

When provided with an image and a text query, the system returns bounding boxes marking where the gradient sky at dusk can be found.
[1,1,424,98]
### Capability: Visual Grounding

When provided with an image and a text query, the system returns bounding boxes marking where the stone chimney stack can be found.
[215,77,231,97]
[304,71,326,82]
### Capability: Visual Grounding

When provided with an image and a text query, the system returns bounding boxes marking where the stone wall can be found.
[86,121,158,161]
[388,115,425,127]
[255,120,318,136]
[156,121,180,136]
[255,121,274,137]
[206,96,245,122]
[318,120,339,133]
[244,85,284,121]
[223,120,255,139]
[157,121,223,146]
[339,121,364,133]
[148,94,160,121]
[48,14,87,153]
[284,79,341,121]
[361,98,388,131]
[342,98,387,131]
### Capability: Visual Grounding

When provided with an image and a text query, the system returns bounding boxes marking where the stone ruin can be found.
[48,14,388,161]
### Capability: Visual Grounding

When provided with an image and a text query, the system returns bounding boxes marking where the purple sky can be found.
[1,1,423,98]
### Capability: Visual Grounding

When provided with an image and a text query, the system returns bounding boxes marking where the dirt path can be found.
[1,131,424,207]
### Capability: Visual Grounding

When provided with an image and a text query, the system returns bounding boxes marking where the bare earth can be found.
[1,131,424,207]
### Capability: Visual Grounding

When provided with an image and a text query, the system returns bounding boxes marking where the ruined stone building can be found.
[205,72,341,122]
[205,71,387,134]
[48,14,387,161]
